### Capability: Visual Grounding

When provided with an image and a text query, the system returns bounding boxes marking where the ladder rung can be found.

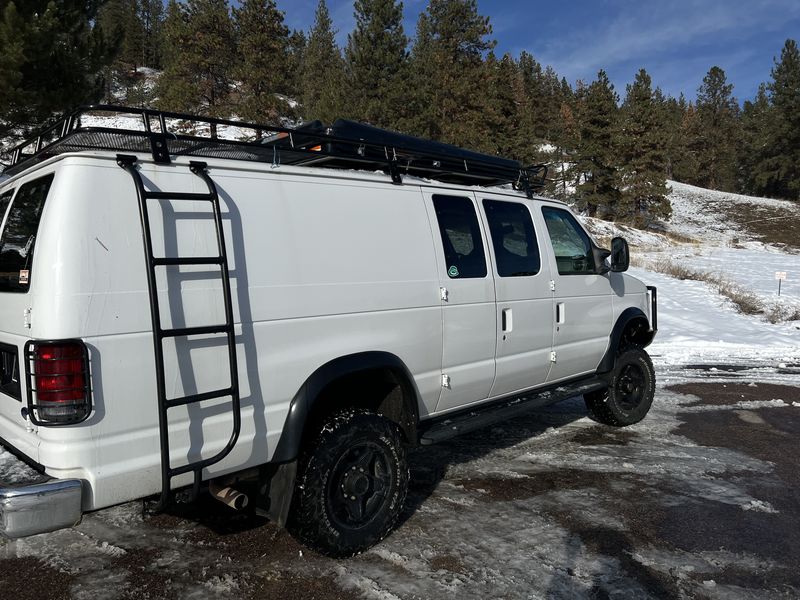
[145,191,215,201]
[152,256,222,267]
[160,324,230,338]
[166,386,233,409]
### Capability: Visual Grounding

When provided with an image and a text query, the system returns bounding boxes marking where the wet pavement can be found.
[1,374,799,599]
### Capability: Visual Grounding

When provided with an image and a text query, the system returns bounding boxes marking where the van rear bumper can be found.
[0,478,83,538]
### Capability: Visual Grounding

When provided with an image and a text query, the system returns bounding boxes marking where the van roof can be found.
[6,106,548,196]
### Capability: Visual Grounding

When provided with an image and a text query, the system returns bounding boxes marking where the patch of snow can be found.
[0,448,43,483]
[201,574,240,593]
[741,500,778,514]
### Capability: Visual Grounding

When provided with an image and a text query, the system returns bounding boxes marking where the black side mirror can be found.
[610,237,630,272]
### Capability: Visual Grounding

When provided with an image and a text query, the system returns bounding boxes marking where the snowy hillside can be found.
[603,182,800,378]
[665,180,800,250]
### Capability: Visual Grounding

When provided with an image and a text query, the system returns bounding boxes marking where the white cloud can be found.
[532,0,800,87]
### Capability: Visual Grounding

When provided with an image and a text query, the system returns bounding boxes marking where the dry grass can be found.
[662,230,700,245]
[714,280,765,316]
[639,257,768,318]
[766,304,800,324]
[638,257,706,281]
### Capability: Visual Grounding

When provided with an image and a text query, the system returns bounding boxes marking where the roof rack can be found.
[5,105,547,196]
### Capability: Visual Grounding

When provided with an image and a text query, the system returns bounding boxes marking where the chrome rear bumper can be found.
[0,449,84,539]
[0,478,83,538]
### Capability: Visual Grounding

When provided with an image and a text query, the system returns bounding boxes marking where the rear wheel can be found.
[584,347,655,426]
[288,410,408,557]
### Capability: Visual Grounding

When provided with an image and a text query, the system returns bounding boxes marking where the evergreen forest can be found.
[1,0,799,227]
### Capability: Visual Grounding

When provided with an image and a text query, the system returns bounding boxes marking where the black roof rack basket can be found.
[5,105,547,195]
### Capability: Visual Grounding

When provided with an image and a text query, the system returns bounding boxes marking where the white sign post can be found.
[775,271,787,296]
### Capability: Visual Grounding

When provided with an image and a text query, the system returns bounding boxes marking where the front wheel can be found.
[584,347,655,426]
[288,410,409,557]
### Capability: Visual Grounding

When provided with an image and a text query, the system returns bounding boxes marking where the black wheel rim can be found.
[327,441,392,531]
[616,363,646,410]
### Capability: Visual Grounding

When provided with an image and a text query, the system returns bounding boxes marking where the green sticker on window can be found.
[448,265,459,278]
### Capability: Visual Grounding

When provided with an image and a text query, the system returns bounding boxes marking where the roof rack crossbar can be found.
[6,105,548,190]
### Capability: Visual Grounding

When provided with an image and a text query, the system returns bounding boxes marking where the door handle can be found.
[502,308,513,332]
[556,303,566,324]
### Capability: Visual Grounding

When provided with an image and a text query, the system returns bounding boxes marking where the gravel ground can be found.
[1,373,799,600]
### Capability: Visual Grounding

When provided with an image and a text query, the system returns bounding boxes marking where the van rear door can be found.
[0,173,57,459]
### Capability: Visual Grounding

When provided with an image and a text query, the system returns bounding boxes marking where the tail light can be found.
[24,340,91,425]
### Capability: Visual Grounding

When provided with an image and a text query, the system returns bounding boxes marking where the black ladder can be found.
[117,154,241,509]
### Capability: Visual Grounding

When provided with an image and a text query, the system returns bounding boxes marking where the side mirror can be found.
[610,237,630,272]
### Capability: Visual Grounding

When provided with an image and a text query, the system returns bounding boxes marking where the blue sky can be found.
[273,0,800,102]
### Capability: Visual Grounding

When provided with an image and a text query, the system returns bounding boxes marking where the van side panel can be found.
[20,156,443,509]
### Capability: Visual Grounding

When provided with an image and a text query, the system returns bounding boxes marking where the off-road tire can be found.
[288,410,409,557]
[584,347,655,426]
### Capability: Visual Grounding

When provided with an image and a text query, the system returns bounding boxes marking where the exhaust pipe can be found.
[209,480,249,511]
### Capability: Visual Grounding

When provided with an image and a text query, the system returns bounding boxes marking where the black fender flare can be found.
[596,308,652,374]
[270,351,422,464]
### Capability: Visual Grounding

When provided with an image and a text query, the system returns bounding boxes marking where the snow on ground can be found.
[630,266,800,372]
[655,246,800,318]
[621,181,800,374]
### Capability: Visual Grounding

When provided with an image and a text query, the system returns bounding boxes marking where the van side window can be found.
[432,195,487,279]
[541,206,597,275]
[0,174,55,293]
[483,200,540,277]
[0,190,13,225]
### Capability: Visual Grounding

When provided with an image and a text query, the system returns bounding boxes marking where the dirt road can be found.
[2,375,798,599]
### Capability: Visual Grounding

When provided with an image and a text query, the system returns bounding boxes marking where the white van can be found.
[0,107,657,556]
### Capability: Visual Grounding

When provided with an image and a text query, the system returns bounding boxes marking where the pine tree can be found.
[617,69,671,226]
[156,0,236,121]
[548,92,579,200]
[752,39,800,200]
[98,0,143,70]
[300,0,345,123]
[97,0,145,103]
[139,0,165,69]
[344,0,408,129]
[285,30,307,106]
[691,66,740,191]
[574,70,620,218]
[405,0,494,150]
[661,93,688,180]
[233,0,291,124]
[516,52,543,147]
[479,52,523,157]
[739,84,771,195]
[529,69,576,197]
[0,0,115,144]
[673,101,701,183]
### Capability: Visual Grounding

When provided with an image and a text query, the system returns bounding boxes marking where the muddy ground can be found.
[1,375,799,599]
